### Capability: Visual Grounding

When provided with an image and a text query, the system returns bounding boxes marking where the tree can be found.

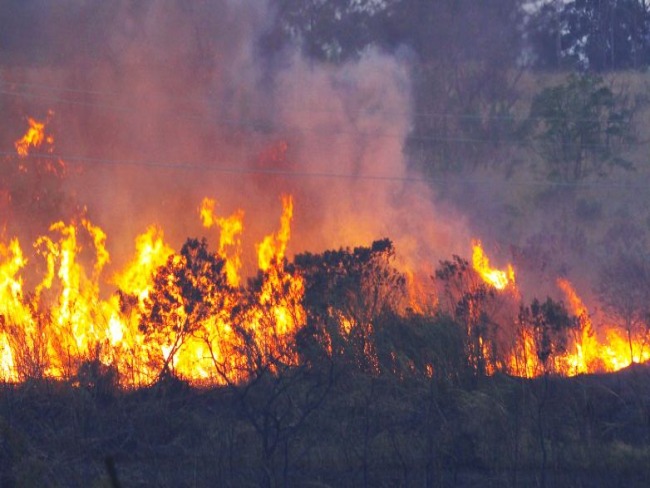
[518,297,577,371]
[563,0,650,71]
[395,0,526,173]
[525,1,567,70]
[268,0,392,62]
[517,296,577,488]
[373,311,465,381]
[292,238,406,373]
[528,73,635,183]
[596,253,650,364]
[527,0,650,71]
[139,238,232,379]
[203,263,333,487]
[434,256,518,377]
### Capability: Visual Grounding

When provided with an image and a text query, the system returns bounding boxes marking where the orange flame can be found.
[471,240,515,290]
[557,278,650,374]
[199,198,244,287]
[15,113,54,158]
[0,194,306,387]
[257,194,293,271]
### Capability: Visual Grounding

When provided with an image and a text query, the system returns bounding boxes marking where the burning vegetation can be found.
[1,116,649,390]
[5,2,650,485]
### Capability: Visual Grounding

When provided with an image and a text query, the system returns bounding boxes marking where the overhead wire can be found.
[0,85,635,151]
[1,149,648,191]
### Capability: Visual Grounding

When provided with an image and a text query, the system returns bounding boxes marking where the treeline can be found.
[269,0,645,176]
[272,0,650,72]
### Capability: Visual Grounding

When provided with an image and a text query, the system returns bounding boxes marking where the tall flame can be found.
[0,193,307,386]
[472,240,515,290]
[199,198,244,287]
[557,278,650,374]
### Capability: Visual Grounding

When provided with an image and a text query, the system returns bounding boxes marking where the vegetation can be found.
[2,349,650,486]
[0,236,648,486]
[4,1,650,486]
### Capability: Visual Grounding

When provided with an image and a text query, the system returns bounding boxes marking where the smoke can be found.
[1,0,471,276]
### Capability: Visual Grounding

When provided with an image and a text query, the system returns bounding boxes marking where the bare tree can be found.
[596,252,650,364]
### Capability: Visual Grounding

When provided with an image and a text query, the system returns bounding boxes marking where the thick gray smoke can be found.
[1,0,471,276]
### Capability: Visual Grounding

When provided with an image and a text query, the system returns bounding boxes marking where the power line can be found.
[2,149,648,190]
[1,87,634,151]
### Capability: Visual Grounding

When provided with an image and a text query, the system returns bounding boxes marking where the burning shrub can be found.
[518,297,578,374]
[139,237,233,380]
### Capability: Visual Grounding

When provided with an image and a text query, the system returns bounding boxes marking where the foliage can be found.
[434,256,519,377]
[596,252,650,363]
[269,0,391,62]
[3,367,650,486]
[373,311,466,381]
[292,238,406,372]
[519,297,577,368]
[527,0,650,71]
[399,0,526,173]
[139,238,232,378]
[528,73,635,182]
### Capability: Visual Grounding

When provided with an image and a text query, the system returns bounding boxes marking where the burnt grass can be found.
[1,364,650,487]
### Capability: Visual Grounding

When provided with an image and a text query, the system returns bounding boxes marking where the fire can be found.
[0,191,310,387]
[471,240,515,290]
[466,244,649,378]
[557,278,650,374]
[509,326,540,378]
[3,111,650,387]
[257,194,293,271]
[556,278,600,374]
[507,278,650,378]
[199,198,244,287]
[11,111,65,177]
[0,238,30,382]
[112,225,174,304]
[14,112,55,158]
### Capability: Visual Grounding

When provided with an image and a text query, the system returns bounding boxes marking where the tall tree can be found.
[528,0,650,71]
[393,0,527,173]
[528,73,635,182]
[596,253,650,363]
[564,0,650,71]
[434,255,518,377]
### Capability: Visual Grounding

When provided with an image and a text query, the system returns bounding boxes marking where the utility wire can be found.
[0,86,633,151]
[2,149,649,190]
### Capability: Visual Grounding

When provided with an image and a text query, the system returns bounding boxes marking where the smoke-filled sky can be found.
[1,0,473,278]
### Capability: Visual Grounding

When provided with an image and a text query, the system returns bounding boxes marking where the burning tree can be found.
[596,253,650,364]
[518,297,578,374]
[292,238,406,374]
[434,250,519,377]
[139,237,234,380]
